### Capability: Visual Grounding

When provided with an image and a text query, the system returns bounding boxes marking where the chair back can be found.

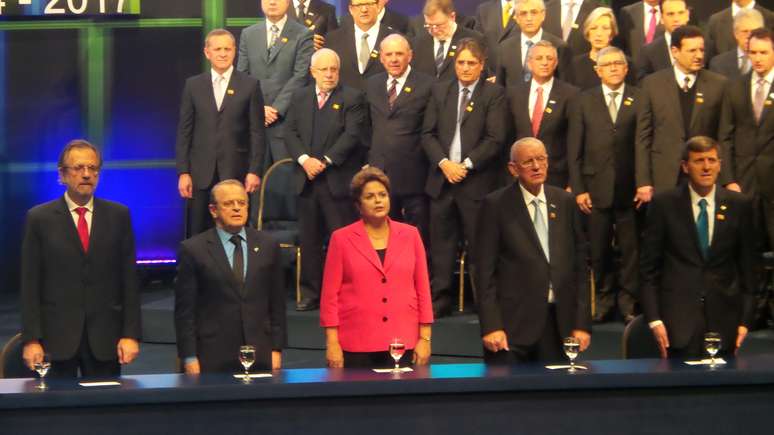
[0,333,34,378]
[622,315,661,359]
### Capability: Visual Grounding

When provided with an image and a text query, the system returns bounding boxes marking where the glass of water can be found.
[33,354,51,390]
[388,338,406,373]
[563,337,581,373]
[703,332,722,367]
[239,345,256,381]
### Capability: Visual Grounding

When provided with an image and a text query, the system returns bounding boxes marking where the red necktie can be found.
[317,91,328,109]
[645,8,657,44]
[531,87,544,136]
[75,207,89,253]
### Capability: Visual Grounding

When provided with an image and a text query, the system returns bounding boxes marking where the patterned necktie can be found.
[214,75,225,110]
[75,207,89,253]
[754,78,767,123]
[696,198,709,259]
[608,91,619,123]
[317,91,328,109]
[435,40,446,75]
[740,56,751,74]
[523,40,534,82]
[359,33,370,73]
[532,198,549,261]
[682,76,691,93]
[502,1,513,29]
[297,0,306,21]
[531,86,544,136]
[388,79,398,110]
[645,7,658,44]
[562,1,576,41]
[230,235,245,287]
[458,87,470,123]
[268,24,280,57]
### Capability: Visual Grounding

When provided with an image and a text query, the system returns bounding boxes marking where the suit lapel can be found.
[382,220,408,274]
[438,31,462,77]
[319,86,341,148]
[219,72,237,113]
[665,77,684,137]
[593,87,614,127]
[347,222,384,274]
[56,197,86,256]
[460,80,482,126]
[616,86,636,127]
[363,24,388,75]
[539,82,563,136]
[268,24,294,64]
[709,188,729,260]
[243,229,262,296]
[690,72,709,132]
[256,25,270,64]
[678,185,705,263]
[87,199,106,259]
[511,184,548,263]
[390,71,416,116]
[545,188,560,263]
[205,229,242,295]
[496,1,517,42]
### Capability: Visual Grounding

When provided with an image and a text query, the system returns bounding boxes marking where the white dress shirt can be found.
[665,31,674,63]
[521,28,544,67]
[292,0,308,16]
[433,22,458,61]
[445,80,478,169]
[732,1,756,17]
[387,65,411,95]
[211,65,233,109]
[64,192,94,235]
[561,0,583,27]
[265,14,288,48]
[643,2,660,31]
[519,182,555,303]
[673,65,696,90]
[354,23,379,73]
[751,68,774,106]
[529,77,554,122]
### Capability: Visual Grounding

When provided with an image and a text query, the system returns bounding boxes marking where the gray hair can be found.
[209,179,246,206]
[526,39,557,61]
[379,33,412,52]
[514,0,545,11]
[733,8,764,32]
[583,7,618,39]
[510,137,546,162]
[204,28,236,47]
[311,47,341,68]
[596,46,627,66]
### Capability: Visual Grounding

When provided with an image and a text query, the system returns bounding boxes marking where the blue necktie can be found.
[532,198,549,261]
[523,40,534,82]
[696,198,709,259]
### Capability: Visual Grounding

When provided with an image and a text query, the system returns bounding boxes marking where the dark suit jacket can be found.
[474,0,520,69]
[634,35,672,82]
[406,14,478,39]
[175,227,286,372]
[340,8,410,35]
[21,197,141,361]
[566,52,637,90]
[543,0,601,56]
[175,70,266,189]
[324,22,398,91]
[719,73,774,198]
[411,25,486,82]
[288,0,339,36]
[640,184,757,350]
[709,49,744,80]
[476,183,590,346]
[284,84,367,198]
[706,5,774,61]
[618,1,664,60]
[568,85,642,209]
[635,68,727,192]
[366,70,434,196]
[688,0,726,24]
[421,79,508,199]
[494,30,571,87]
[237,18,314,119]
[508,78,580,188]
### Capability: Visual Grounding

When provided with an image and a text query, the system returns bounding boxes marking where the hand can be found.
[117,338,140,365]
[439,160,468,184]
[576,192,593,215]
[725,182,742,193]
[735,325,748,355]
[178,173,193,199]
[244,173,261,193]
[184,359,201,375]
[486,76,497,84]
[651,323,670,359]
[264,106,279,126]
[482,330,510,353]
[22,341,44,371]
[271,351,282,370]
[571,330,591,352]
[412,339,431,366]
[326,341,344,368]
[634,185,654,210]
[313,33,326,50]
[302,157,326,180]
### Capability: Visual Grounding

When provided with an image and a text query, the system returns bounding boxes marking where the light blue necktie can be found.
[696,198,709,259]
[532,198,549,261]
[523,40,534,82]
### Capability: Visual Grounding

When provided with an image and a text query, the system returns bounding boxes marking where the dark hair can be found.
[749,28,774,51]
[671,25,703,50]
[57,139,102,170]
[681,136,719,161]
[658,0,687,11]
[209,179,246,205]
[350,167,391,203]
[456,37,487,63]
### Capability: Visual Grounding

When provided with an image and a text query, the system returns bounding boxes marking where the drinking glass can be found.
[563,337,581,373]
[704,332,722,367]
[33,354,51,391]
[388,338,406,373]
[239,345,256,381]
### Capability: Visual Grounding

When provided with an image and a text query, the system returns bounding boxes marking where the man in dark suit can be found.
[618,0,664,60]
[288,0,338,50]
[175,180,286,374]
[422,38,508,317]
[411,0,486,82]
[477,138,590,363]
[474,0,520,71]
[284,48,366,310]
[635,0,691,81]
[340,0,411,34]
[21,140,141,378]
[325,0,399,91]
[719,28,774,252]
[640,136,757,359]
[705,0,774,61]
[709,8,766,78]
[544,0,601,55]
[508,40,579,188]
[636,26,727,198]
[568,46,640,323]
[688,0,726,25]
[366,34,434,245]
[237,0,314,163]
[495,0,571,87]
[176,29,265,237]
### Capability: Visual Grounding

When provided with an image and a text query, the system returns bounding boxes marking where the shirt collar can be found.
[64,192,94,212]
[602,83,625,97]
[688,183,716,206]
[377,6,386,23]
[501,0,513,10]
[266,14,288,32]
[522,28,543,44]
[354,22,379,40]
[458,79,479,94]
[434,22,458,43]
[645,2,659,14]
[673,65,696,87]
[732,1,755,16]
[216,226,247,245]
[388,65,411,86]
[531,76,554,91]
[754,68,774,85]
[519,182,546,206]
[211,65,234,83]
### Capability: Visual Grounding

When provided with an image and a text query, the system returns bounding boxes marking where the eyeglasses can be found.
[423,22,449,30]
[597,60,627,68]
[516,155,548,169]
[516,9,544,17]
[220,199,247,208]
[63,165,100,174]
[351,0,378,8]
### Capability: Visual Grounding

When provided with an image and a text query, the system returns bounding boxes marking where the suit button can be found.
[381,277,387,284]
[382,316,388,322]
[382,298,388,303]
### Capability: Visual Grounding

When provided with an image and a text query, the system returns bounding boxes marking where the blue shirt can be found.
[216,226,248,279]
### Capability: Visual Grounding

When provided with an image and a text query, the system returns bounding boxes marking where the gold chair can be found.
[0,333,29,378]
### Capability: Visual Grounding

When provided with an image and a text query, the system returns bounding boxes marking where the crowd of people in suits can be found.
[17,0,774,376]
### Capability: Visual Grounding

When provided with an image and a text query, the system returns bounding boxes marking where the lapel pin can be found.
[305,19,313,26]
[549,212,557,219]
[571,23,579,29]
[253,247,260,252]
[370,50,379,58]
[545,107,553,114]
[332,103,341,110]
[451,45,457,49]
[696,97,704,104]
[466,105,474,112]
[550,203,556,208]
[549,100,556,104]
[227,89,234,95]
[696,92,704,97]
[448,51,456,57]
[720,205,727,211]
[281,37,288,43]
[623,100,632,106]
[717,214,725,221]
[765,100,773,106]
[404,86,412,93]
[309,24,317,31]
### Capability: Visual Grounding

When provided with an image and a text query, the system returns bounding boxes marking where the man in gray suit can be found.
[709,8,765,79]
[238,0,314,163]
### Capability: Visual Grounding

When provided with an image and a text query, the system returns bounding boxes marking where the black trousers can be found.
[429,187,482,310]
[389,193,430,251]
[757,193,774,252]
[343,350,415,369]
[588,205,639,319]
[49,329,120,379]
[483,305,565,364]
[297,175,356,302]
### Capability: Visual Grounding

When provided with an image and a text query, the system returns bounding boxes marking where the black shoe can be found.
[296,299,319,311]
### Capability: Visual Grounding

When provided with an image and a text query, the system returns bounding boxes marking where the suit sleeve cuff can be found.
[648,320,664,329]
[464,158,473,170]
[298,154,310,165]
[183,356,198,365]
[438,158,449,167]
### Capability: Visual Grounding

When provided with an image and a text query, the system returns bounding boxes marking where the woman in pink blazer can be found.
[320,167,434,368]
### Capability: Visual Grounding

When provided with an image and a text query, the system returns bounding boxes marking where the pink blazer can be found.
[320,219,433,352]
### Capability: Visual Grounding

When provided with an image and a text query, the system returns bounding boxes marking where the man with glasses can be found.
[709,8,766,79]
[706,0,774,61]
[411,0,486,82]
[340,0,410,35]
[476,137,591,364]
[21,139,141,378]
[568,46,641,323]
